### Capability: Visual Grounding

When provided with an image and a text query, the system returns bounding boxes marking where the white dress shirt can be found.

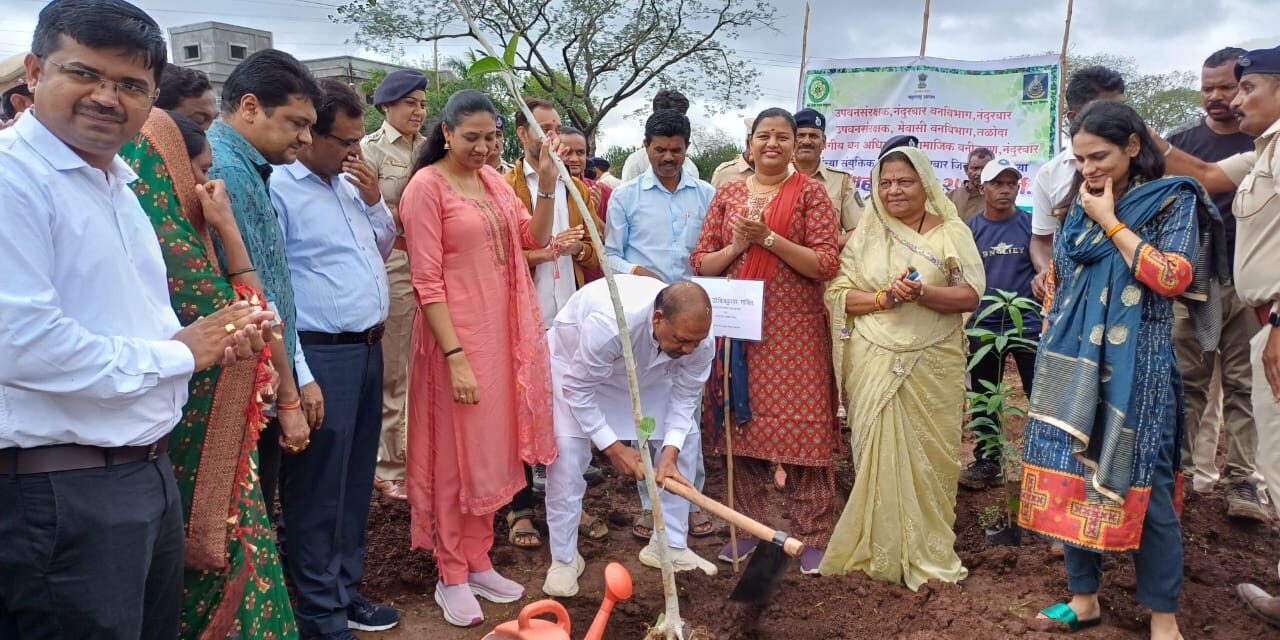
[548,275,713,451]
[0,113,195,448]
[1031,142,1077,235]
[270,161,396,333]
[523,160,576,323]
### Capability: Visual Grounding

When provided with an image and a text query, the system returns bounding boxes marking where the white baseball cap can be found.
[980,156,1022,183]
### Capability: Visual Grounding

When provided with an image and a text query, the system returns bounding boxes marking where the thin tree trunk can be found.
[451,2,686,637]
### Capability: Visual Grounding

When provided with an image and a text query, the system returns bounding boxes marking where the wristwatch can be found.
[1270,302,1280,327]
[763,232,776,248]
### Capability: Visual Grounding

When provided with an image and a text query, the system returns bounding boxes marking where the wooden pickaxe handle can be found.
[662,480,805,557]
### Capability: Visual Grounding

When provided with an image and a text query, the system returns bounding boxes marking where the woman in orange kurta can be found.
[691,108,842,575]
[399,89,558,628]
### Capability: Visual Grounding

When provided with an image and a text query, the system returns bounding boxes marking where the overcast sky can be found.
[3,0,1276,152]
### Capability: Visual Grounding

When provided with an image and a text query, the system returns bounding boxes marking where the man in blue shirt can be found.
[960,157,1040,490]
[208,48,322,519]
[271,79,398,638]
[605,109,717,539]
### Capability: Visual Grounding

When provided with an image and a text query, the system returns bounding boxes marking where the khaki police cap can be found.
[0,52,29,93]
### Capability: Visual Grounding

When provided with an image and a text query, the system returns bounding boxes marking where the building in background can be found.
[168,22,418,104]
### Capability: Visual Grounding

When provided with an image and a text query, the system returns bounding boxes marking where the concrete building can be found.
[168,22,272,97]
[168,22,421,104]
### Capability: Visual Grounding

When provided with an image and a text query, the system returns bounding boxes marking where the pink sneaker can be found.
[434,581,483,627]
[469,568,525,604]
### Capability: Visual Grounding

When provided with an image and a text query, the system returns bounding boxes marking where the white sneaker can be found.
[638,541,718,576]
[541,553,586,597]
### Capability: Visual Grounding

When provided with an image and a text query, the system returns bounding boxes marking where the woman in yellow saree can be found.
[820,146,984,589]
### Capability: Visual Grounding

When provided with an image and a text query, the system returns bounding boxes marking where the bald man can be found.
[542,275,717,597]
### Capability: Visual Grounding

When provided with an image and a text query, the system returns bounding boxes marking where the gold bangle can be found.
[1105,222,1128,238]
[873,289,886,311]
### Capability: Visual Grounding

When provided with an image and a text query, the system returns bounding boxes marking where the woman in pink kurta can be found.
[399,90,558,628]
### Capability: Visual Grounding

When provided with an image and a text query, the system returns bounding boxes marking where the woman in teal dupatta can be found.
[121,109,298,639]
[1020,102,1223,639]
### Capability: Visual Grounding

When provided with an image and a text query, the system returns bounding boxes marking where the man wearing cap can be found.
[591,156,622,189]
[0,51,32,128]
[793,108,864,248]
[361,69,426,501]
[1165,47,1265,521]
[1153,43,1280,626]
[486,113,514,173]
[958,157,1040,490]
[945,147,994,222]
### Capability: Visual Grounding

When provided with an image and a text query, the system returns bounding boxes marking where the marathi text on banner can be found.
[801,55,1060,208]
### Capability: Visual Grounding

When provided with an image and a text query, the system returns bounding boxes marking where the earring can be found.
[444,141,450,150]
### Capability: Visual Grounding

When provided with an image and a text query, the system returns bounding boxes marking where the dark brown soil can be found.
[358,376,1280,639]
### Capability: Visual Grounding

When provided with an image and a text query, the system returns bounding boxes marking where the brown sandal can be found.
[506,509,542,550]
[631,512,654,539]
[579,512,608,540]
[690,511,715,537]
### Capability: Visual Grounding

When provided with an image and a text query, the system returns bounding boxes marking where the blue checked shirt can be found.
[605,168,716,283]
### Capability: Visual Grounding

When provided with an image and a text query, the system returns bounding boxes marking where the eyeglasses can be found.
[43,58,157,107]
[319,131,362,148]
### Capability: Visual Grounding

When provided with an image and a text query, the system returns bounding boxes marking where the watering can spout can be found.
[584,562,633,640]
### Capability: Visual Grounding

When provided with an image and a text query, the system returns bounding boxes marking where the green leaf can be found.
[503,32,520,67]
[638,416,656,440]
[1009,306,1025,334]
[967,344,994,370]
[995,334,1009,353]
[972,304,1002,324]
[467,55,506,78]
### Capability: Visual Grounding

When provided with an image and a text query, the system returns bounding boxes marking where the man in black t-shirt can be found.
[1166,46,1267,522]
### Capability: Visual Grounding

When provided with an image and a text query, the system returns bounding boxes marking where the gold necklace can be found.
[748,175,783,195]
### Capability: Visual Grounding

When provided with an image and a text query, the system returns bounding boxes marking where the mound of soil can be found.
[359,395,1280,638]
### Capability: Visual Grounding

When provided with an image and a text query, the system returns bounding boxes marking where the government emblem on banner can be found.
[807,75,832,104]
[1023,72,1049,102]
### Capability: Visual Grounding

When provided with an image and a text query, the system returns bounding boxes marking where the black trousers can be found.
[279,341,384,636]
[968,335,1038,461]
[508,464,538,513]
[0,454,184,639]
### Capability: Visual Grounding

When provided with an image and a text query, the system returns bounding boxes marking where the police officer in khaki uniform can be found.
[0,51,32,127]
[710,116,756,189]
[1154,44,1280,627]
[361,69,427,500]
[792,108,865,248]
[711,148,753,188]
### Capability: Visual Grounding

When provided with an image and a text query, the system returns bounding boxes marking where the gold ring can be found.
[223,323,236,334]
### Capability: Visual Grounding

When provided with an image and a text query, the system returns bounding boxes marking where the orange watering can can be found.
[484,562,634,640]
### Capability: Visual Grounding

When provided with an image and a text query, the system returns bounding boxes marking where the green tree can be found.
[1066,53,1200,133]
[689,125,741,178]
[604,145,637,176]
[335,0,776,145]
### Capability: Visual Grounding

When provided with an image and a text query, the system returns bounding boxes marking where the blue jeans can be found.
[1062,416,1182,613]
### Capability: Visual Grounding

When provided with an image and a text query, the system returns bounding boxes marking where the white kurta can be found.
[548,274,713,450]
[523,161,576,324]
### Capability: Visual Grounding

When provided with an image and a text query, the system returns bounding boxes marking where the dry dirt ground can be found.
[352,373,1280,639]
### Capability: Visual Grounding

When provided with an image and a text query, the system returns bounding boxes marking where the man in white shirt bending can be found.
[542,276,717,597]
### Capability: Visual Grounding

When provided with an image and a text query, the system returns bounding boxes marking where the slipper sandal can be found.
[689,511,715,537]
[578,513,609,540]
[506,509,542,550]
[632,512,654,539]
[1038,602,1101,632]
